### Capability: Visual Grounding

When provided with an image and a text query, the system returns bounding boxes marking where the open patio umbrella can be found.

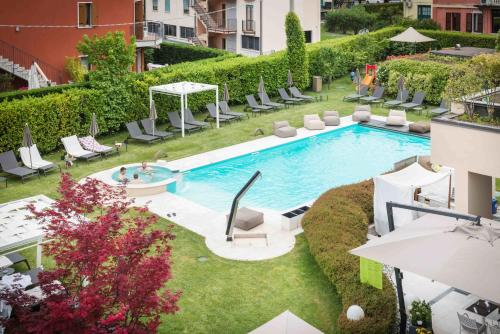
[22,123,34,168]
[89,113,99,152]
[28,64,40,90]
[351,213,500,303]
[223,83,230,102]
[389,27,435,54]
[258,76,266,101]
[149,100,158,137]
[287,70,294,88]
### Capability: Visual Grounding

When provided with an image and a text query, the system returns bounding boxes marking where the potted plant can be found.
[409,300,433,334]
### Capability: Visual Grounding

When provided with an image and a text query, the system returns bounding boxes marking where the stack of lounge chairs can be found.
[61,135,101,161]
[245,95,274,115]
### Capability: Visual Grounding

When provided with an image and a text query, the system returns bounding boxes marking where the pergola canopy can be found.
[389,27,436,43]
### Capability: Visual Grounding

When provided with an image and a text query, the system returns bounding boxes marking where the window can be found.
[180,26,194,38]
[79,56,90,71]
[183,0,190,15]
[417,5,431,20]
[246,5,253,21]
[152,0,158,11]
[445,12,461,31]
[164,24,176,37]
[304,30,312,43]
[241,35,260,51]
[78,2,92,28]
[466,13,483,33]
[165,0,170,12]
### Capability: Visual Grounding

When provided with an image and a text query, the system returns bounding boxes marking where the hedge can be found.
[302,180,397,334]
[0,82,90,102]
[151,42,235,65]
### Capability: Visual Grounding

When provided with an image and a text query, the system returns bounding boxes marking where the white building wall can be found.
[145,0,195,42]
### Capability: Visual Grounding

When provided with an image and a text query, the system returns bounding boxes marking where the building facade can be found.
[0,0,162,85]
[403,0,434,20]
[145,0,321,56]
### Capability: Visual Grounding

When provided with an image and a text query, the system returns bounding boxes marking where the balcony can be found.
[479,0,500,5]
[133,21,163,48]
[242,20,256,34]
[206,13,237,34]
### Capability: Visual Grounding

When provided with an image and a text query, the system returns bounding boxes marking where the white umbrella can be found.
[28,64,40,90]
[258,76,266,101]
[351,213,500,303]
[389,27,436,43]
[22,124,34,169]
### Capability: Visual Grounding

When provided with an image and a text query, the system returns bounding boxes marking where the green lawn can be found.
[321,24,347,41]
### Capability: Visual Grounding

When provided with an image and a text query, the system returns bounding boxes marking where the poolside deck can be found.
[359,119,430,138]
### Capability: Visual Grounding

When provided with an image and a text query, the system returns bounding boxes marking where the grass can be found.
[321,23,347,41]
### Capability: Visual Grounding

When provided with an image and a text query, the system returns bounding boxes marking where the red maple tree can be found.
[0,173,181,333]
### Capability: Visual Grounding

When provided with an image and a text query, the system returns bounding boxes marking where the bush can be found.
[325,6,378,34]
[395,17,441,30]
[64,57,87,83]
[0,82,90,102]
[302,180,396,334]
[364,3,403,29]
[152,42,234,65]
[286,12,309,88]
[496,30,500,51]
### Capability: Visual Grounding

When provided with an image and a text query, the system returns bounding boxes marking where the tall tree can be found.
[285,12,309,89]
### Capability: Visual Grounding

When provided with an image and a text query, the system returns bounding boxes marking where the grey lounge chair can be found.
[0,150,39,183]
[140,119,174,139]
[278,88,302,104]
[184,108,210,128]
[383,89,409,108]
[125,121,162,144]
[3,252,30,270]
[167,112,201,133]
[359,86,385,104]
[343,85,369,101]
[207,103,237,123]
[429,99,449,116]
[290,87,314,101]
[259,92,284,109]
[245,95,274,114]
[400,91,425,111]
[219,101,247,119]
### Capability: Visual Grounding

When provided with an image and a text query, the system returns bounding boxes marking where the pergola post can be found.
[215,86,219,129]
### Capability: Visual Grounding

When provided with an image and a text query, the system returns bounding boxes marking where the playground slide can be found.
[362,75,374,87]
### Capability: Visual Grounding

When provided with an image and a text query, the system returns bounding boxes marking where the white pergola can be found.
[149,81,219,137]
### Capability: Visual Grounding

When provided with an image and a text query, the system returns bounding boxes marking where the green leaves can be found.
[285,12,309,89]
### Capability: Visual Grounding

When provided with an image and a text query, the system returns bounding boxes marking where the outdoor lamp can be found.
[346,305,364,321]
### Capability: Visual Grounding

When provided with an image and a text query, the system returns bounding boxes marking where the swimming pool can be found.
[175,125,430,212]
[111,165,174,184]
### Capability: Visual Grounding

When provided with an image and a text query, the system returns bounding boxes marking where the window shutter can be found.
[477,14,483,33]
[445,13,451,30]
[92,2,98,26]
[466,13,472,32]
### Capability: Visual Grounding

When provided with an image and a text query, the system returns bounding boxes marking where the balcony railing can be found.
[207,13,237,33]
[133,21,163,45]
[479,0,500,5]
[242,20,256,34]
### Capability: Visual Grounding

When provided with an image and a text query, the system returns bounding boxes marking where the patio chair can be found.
[1,252,31,270]
[304,114,325,130]
[184,108,210,128]
[457,312,486,334]
[278,88,302,104]
[359,86,385,104]
[245,95,274,114]
[140,119,174,139]
[19,144,57,175]
[61,135,101,161]
[290,87,314,101]
[343,85,369,102]
[206,103,237,123]
[323,111,340,126]
[219,101,247,119]
[273,121,297,138]
[487,323,500,334]
[78,136,117,157]
[429,99,449,116]
[386,110,407,126]
[0,150,39,182]
[259,92,284,109]
[383,89,409,108]
[125,121,162,144]
[400,91,425,111]
[166,112,202,133]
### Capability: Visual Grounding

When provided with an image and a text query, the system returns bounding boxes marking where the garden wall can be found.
[302,180,397,334]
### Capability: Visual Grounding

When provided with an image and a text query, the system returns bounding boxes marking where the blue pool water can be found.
[111,166,173,184]
[176,125,430,212]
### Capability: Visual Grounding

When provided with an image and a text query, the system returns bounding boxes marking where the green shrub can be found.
[302,180,396,334]
[395,18,441,30]
[496,30,500,51]
[64,57,87,83]
[152,42,234,65]
[325,6,378,34]
[0,82,90,102]
[364,3,403,29]
[286,12,309,88]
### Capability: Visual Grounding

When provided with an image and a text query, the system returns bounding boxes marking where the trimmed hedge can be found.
[0,82,90,102]
[302,180,396,334]
[152,42,235,65]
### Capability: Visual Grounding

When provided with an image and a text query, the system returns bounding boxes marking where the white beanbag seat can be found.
[386,109,407,126]
[304,114,325,130]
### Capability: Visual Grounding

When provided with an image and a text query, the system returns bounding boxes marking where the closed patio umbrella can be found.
[258,76,266,101]
[397,76,405,101]
[28,64,40,90]
[150,100,158,137]
[89,113,99,152]
[22,123,34,168]
[355,68,361,94]
[287,70,294,88]
[223,83,230,102]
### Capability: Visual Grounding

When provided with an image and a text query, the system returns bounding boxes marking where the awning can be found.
[389,27,436,43]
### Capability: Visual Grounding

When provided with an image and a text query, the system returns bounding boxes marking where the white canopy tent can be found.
[149,81,219,137]
[374,163,451,235]
[389,27,436,43]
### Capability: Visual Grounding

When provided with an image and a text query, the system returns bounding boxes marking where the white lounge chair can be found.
[19,144,57,174]
[61,135,100,161]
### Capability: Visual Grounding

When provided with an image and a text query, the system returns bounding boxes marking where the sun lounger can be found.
[290,87,314,101]
[400,91,425,111]
[383,89,409,108]
[0,150,39,182]
[245,95,274,114]
[359,86,385,104]
[386,110,407,126]
[167,112,202,133]
[19,144,57,174]
[61,135,100,161]
[219,101,247,119]
[428,99,449,116]
[259,92,284,109]
[207,103,237,123]
[278,88,302,104]
[343,85,369,101]
[184,108,210,128]
[125,121,162,144]
[78,136,117,157]
[140,119,174,139]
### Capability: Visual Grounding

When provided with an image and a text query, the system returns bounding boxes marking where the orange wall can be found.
[432,0,494,34]
[0,0,137,82]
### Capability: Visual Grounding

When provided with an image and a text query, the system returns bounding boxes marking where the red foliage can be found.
[0,173,181,333]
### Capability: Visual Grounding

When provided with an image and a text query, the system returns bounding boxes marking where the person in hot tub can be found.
[118,167,129,183]
[129,173,143,184]
[140,161,153,174]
